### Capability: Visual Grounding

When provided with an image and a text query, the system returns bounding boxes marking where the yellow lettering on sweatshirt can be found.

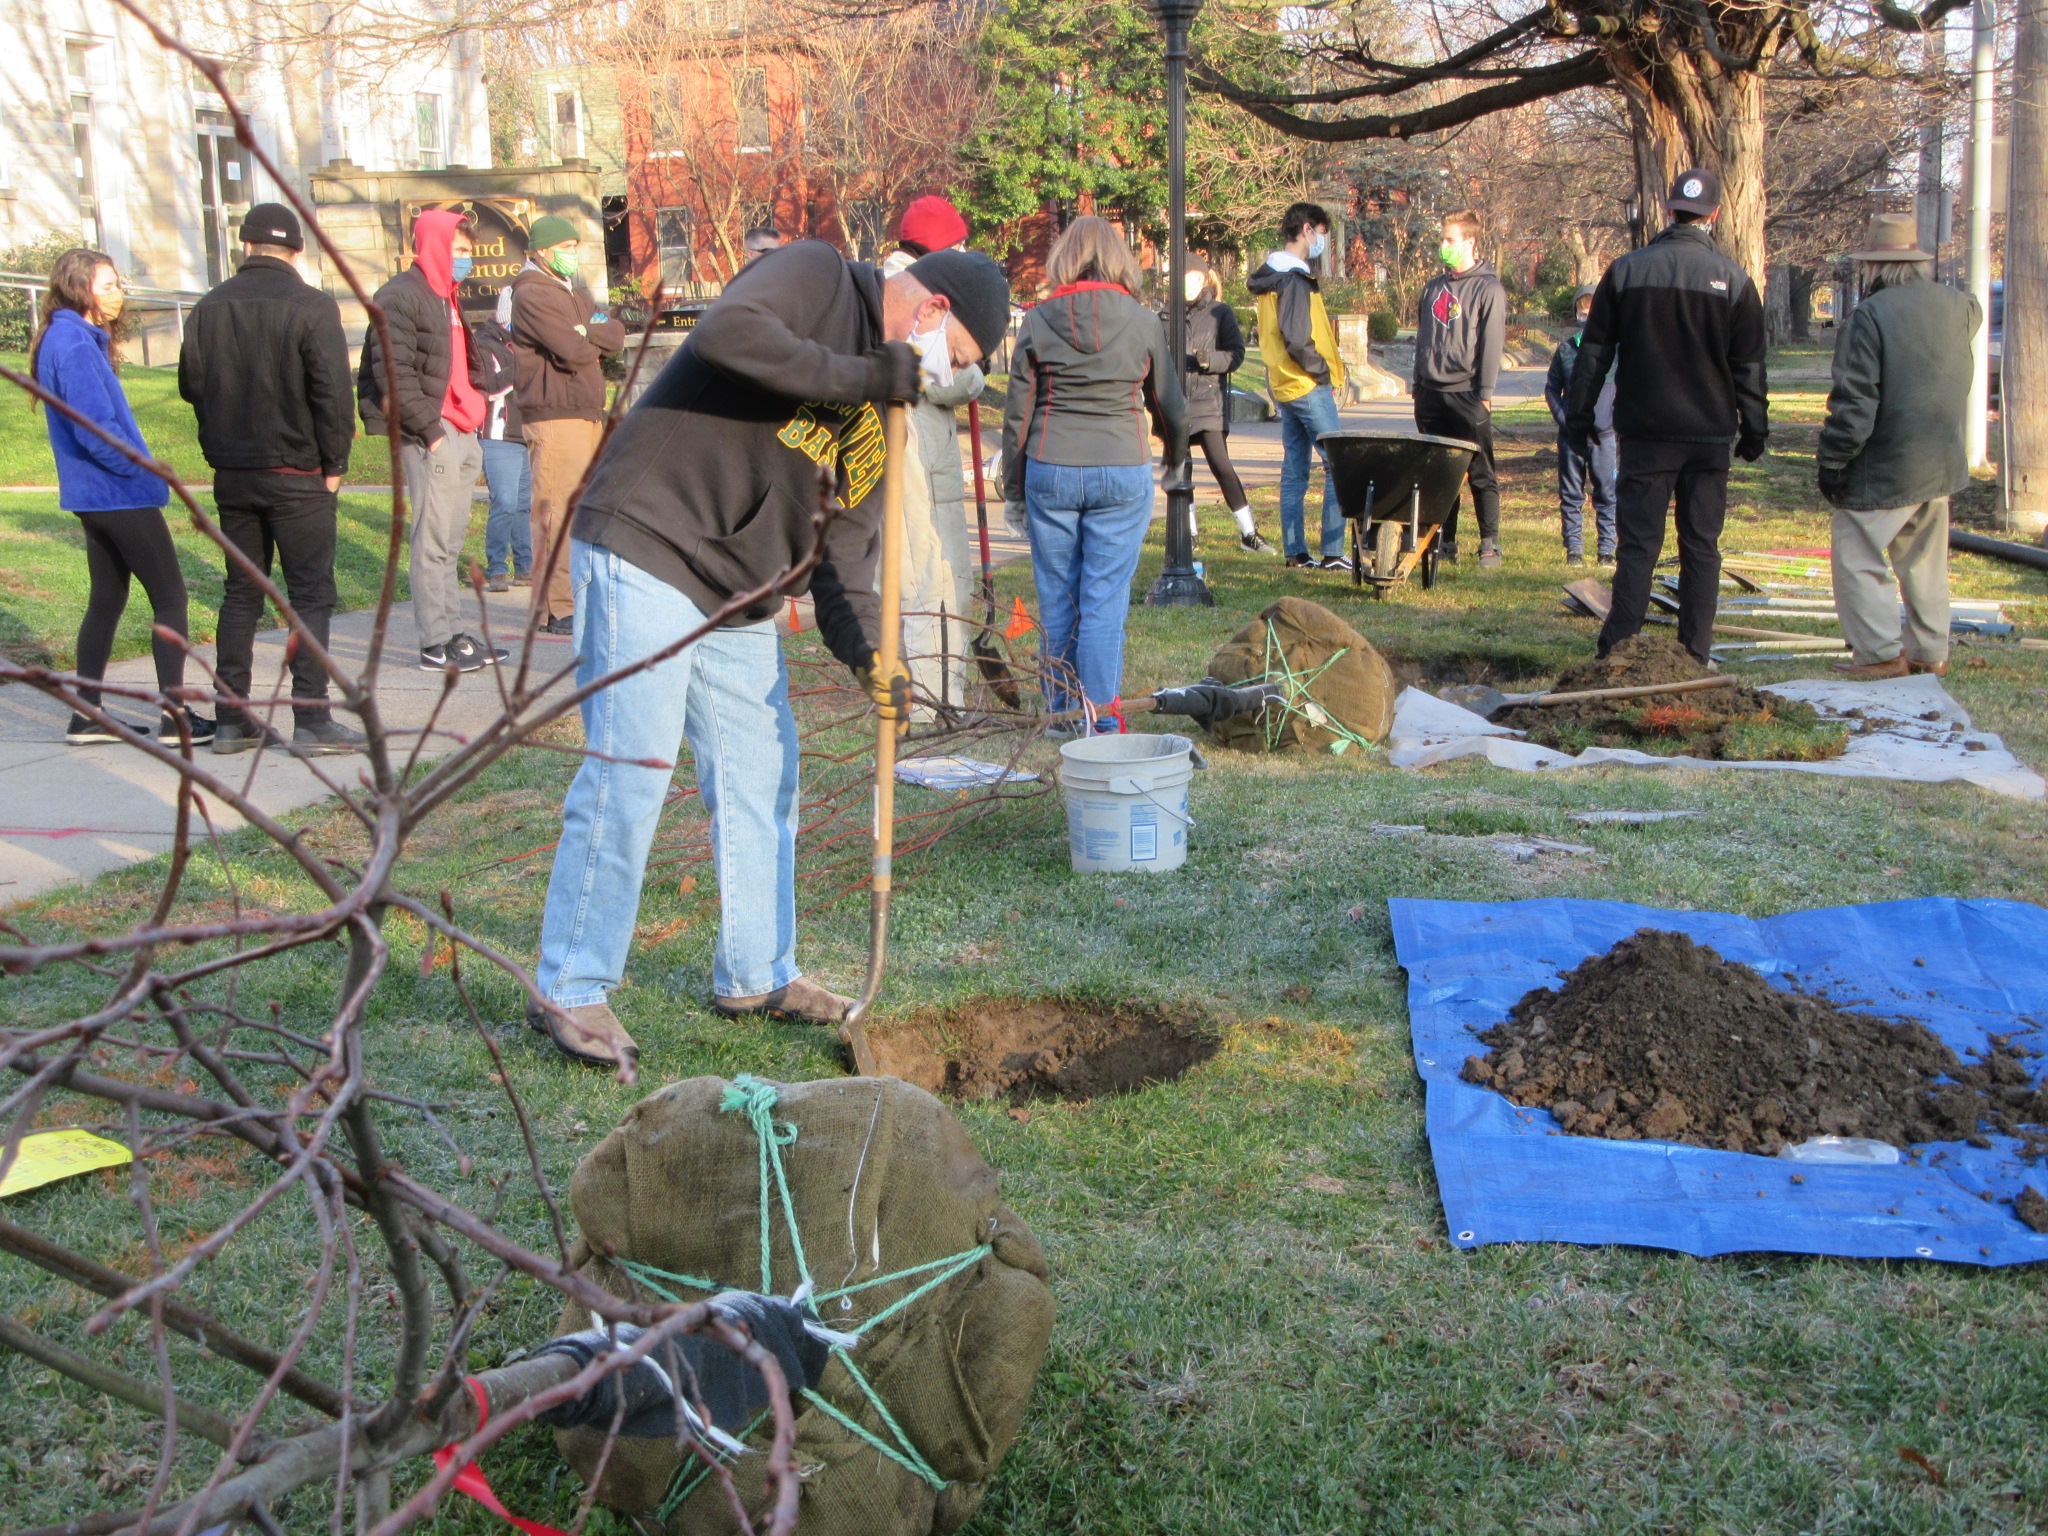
[777,401,888,507]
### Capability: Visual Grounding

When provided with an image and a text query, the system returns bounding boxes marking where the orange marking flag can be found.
[1004,596,1035,640]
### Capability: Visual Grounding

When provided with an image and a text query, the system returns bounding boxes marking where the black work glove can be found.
[1735,433,1768,463]
[880,341,920,403]
[533,1294,831,1439]
[1565,435,1594,464]
[1817,461,1849,504]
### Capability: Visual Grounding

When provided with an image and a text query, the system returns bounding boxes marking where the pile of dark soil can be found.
[868,997,1219,1103]
[1496,636,1847,762]
[1461,929,2048,1157]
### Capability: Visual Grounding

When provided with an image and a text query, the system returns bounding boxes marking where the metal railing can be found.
[0,270,207,366]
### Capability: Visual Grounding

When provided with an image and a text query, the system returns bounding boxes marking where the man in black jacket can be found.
[1566,169,1769,660]
[179,203,363,755]
[529,242,1010,1072]
[1413,209,1508,567]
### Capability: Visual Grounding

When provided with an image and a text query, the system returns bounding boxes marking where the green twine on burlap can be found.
[632,1074,992,1512]
[719,1074,812,1293]
[1258,621,1379,756]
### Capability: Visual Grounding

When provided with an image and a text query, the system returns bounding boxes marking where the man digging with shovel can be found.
[526,242,1011,1073]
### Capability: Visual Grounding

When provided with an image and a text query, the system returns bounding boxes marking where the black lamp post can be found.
[1145,0,1213,608]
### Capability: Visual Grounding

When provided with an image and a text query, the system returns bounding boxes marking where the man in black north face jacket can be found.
[1566,168,1769,661]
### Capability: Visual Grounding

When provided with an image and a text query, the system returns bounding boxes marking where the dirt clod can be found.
[1497,636,1846,762]
[869,997,1218,1103]
[1460,930,2048,1156]
[2016,1185,2048,1232]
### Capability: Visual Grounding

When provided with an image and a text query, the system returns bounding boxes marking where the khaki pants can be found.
[1831,498,1951,666]
[402,429,482,651]
[525,417,603,621]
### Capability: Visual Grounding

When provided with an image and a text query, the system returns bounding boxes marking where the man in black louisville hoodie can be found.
[528,241,1010,1072]
[1566,168,1769,661]
[179,202,363,756]
[1412,209,1507,568]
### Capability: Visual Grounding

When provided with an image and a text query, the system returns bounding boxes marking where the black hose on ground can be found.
[1950,527,2048,572]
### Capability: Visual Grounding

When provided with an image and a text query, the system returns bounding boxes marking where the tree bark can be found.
[1605,38,1771,288]
[1789,266,1815,339]
[2009,0,2048,533]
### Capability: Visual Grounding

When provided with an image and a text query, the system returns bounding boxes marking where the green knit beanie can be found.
[527,214,578,252]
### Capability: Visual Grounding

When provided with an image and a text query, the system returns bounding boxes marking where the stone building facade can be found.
[0,0,489,350]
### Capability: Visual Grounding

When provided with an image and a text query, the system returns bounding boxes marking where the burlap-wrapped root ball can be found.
[1205,595,1397,752]
[553,1075,1054,1536]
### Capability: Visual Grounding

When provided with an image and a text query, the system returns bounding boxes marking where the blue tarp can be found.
[1388,896,2048,1267]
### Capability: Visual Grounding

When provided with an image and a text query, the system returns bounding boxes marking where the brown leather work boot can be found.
[714,976,854,1026]
[1830,655,1909,680]
[525,998,639,1081]
[1907,657,1949,676]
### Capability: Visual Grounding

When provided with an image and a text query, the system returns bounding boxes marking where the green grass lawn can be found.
[4,384,2048,1533]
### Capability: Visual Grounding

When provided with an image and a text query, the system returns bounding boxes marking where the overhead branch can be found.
[1870,0,1974,31]
[1194,50,1613,142]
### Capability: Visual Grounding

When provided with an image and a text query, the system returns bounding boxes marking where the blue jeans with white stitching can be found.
[538,540,800,1006]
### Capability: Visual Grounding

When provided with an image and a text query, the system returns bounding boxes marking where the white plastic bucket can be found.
[1057,733,1195,874]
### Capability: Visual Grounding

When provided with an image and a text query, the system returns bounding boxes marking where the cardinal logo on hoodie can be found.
[1430,286,1461,326]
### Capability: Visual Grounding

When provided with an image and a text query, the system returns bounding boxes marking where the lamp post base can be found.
[1145,568,1215,607]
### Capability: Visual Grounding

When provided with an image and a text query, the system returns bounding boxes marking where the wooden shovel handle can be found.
[1529,674,1738,708]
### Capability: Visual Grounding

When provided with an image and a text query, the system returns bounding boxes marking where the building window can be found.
[552,89,582,161]
[415,93,445,170]
[737,69,768,154]
[656,206,694,290]
[71,95,98,248]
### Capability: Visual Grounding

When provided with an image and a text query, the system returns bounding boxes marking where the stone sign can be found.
[402,195,535,314]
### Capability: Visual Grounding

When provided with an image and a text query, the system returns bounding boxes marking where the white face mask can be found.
[1183,271,1206,304]
[1307,232,1328,261]
[909,310,954,390]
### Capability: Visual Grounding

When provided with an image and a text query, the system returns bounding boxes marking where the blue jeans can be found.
[1558,429,1617,557]
[482,437,532,579]
[539,541,800,1005]
[1277,385,1344,559]
[1023,459,1154,720]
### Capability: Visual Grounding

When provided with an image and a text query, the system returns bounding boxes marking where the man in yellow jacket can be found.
[1248,202,1348,569]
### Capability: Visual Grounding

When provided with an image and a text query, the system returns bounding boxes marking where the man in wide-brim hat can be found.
[1816,211,1982,678]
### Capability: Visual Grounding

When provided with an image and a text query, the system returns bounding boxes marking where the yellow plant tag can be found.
[0,1129,133,1198]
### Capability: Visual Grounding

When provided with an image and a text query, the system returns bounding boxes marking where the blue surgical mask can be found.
[1307,232,1328,260]
[451,254,474,282]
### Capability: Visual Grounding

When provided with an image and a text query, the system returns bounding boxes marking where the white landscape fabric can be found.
[1385,673,2045,802]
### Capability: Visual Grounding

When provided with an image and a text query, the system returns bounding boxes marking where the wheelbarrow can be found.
[1317,431,1479,597]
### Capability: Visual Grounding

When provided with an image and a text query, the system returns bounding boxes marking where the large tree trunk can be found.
[2008,0,2048,534]
[1606,42,1770,289]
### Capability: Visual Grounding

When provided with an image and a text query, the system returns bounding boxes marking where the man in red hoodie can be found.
[358,209,506,671]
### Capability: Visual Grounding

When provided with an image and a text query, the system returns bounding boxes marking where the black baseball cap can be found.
[239,202,304,251]
[1665,168,1721,216]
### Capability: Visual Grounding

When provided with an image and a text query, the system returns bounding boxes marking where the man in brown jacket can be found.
[509,215,626,634]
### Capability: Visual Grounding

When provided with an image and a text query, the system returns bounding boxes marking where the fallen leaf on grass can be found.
[1898,1447,1947,1486]
[1007,1107,1031,1124]
[1299,1174,1348,1194]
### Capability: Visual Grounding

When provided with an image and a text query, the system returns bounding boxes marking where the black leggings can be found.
[1190,428,1247,510]
[75,508,189,709]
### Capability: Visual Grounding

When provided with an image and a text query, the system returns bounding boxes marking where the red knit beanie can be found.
[897,195,968,254]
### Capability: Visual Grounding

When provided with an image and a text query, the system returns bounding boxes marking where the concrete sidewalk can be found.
[0,585,574,906]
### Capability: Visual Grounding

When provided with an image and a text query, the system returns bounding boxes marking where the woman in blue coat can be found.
[33,249,211,744]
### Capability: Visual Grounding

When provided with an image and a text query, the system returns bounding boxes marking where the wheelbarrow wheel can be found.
[1371,518,1402,580]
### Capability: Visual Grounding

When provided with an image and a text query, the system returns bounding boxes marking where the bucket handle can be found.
[1107,777,1196,829]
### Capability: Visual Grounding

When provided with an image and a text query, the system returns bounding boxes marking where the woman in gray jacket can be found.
[1002,217,1186,729]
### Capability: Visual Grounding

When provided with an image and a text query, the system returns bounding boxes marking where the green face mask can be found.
[1439,240,1460,267]
[545,247,580,280]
